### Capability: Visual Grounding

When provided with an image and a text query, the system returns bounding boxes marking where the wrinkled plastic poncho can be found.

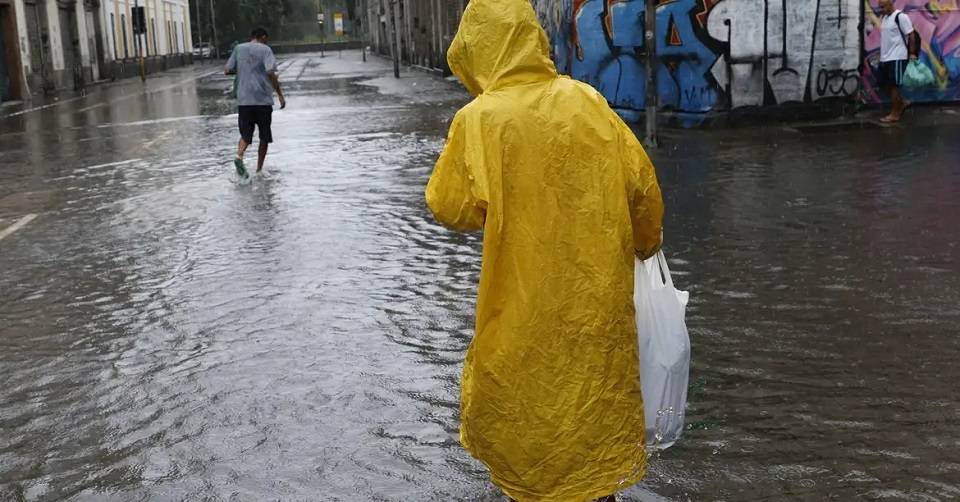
[425,0,664,500]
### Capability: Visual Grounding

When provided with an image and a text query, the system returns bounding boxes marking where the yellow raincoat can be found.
[425,0,664,500]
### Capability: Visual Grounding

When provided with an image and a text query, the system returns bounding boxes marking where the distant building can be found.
[0,0,193,103]
[318,0,359,40]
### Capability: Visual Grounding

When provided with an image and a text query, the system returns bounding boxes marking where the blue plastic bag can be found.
[903,60,936,89]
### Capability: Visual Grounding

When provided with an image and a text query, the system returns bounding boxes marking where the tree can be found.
[191,0,320,50]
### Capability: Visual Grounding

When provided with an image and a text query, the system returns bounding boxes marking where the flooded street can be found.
[2,52,959,501]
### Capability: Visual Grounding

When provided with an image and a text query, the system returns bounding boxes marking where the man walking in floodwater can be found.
[425,0,664,500]
[225,27,286,178]
[877,0,918,123]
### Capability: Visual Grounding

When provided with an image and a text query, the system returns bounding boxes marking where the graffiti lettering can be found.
[564,0,721,113]
[705,0,860,107]
[816,68,861,96]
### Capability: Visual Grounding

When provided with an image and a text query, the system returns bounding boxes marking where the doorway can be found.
[0,2,25,101]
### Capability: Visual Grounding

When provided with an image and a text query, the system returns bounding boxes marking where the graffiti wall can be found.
[863,0,960,103]
[535,0,863,113]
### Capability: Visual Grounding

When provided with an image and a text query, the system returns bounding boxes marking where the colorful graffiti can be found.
[563,0,722,113]
[537,0,864,112]
[863,0,960,103]
[536,0,960,113]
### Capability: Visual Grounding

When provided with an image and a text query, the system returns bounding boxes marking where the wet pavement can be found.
[1,51,959,501]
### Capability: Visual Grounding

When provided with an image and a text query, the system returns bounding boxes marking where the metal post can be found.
[195,0,203,61]
[644,0,658,148]
[135,0,146,81]
[431,0,440,68]
[209,0,219,59]
[317,1,326,57]
[390,0,401,78]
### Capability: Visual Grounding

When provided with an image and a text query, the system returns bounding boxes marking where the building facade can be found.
[0,0,192,103]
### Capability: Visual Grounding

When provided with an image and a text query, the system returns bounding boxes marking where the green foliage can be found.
[192,0,323,49]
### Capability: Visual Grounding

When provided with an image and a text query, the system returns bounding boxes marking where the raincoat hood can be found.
[447,0,558,96]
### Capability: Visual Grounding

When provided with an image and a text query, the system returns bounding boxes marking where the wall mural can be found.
[568,0,722,113]
[862,0,960,103]
[534,0,960,113]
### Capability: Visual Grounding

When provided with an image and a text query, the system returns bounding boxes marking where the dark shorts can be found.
[878,60,908,89]
[238,105,273,144]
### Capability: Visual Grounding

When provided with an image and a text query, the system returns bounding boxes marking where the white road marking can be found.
[96,115,212,129]
[82,158,144,170]
[77,103,108,113]
[0,214,38,242]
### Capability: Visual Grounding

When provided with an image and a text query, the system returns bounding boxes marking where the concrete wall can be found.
[271,40,362,54]
[536,0,863,114]
[535,0,960,115]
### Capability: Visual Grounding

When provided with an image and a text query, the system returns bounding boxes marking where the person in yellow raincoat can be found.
[425,0,664,500]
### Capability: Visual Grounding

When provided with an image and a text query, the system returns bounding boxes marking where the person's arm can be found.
[898,13,919,59]
[425,110,487,232]
[615,115,664,259]
[264,49,285,108]
[224,49,237,75]
[268,72,286,109]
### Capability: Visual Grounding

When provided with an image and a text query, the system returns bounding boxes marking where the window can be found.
[121,14,129,58]
[152,19,158,56]
[167,20,172,55]
[111,14,117,59]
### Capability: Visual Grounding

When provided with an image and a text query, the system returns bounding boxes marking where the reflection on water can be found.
[647,123,960,500]
[1,53,959,501]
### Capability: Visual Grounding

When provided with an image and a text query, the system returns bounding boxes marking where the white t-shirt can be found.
[880,10,915,62]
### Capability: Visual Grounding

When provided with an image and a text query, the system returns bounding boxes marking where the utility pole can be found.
[317,0,326,57]
[209,0,219,59]
[431,0,440,68]
[360,1,367,63]
[390,0,401,78]
[135,0,146,82]
[644,0,658,148]
[195,0,203,62]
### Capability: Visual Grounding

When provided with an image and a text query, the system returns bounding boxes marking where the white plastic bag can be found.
[635,250,691,450]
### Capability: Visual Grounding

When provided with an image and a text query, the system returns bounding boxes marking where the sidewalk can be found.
[0,62,219,120]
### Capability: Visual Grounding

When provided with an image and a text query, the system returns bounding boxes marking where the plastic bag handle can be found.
[655,250,675,290]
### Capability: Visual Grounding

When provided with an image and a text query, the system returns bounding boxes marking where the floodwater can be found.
[1,52,959,501]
